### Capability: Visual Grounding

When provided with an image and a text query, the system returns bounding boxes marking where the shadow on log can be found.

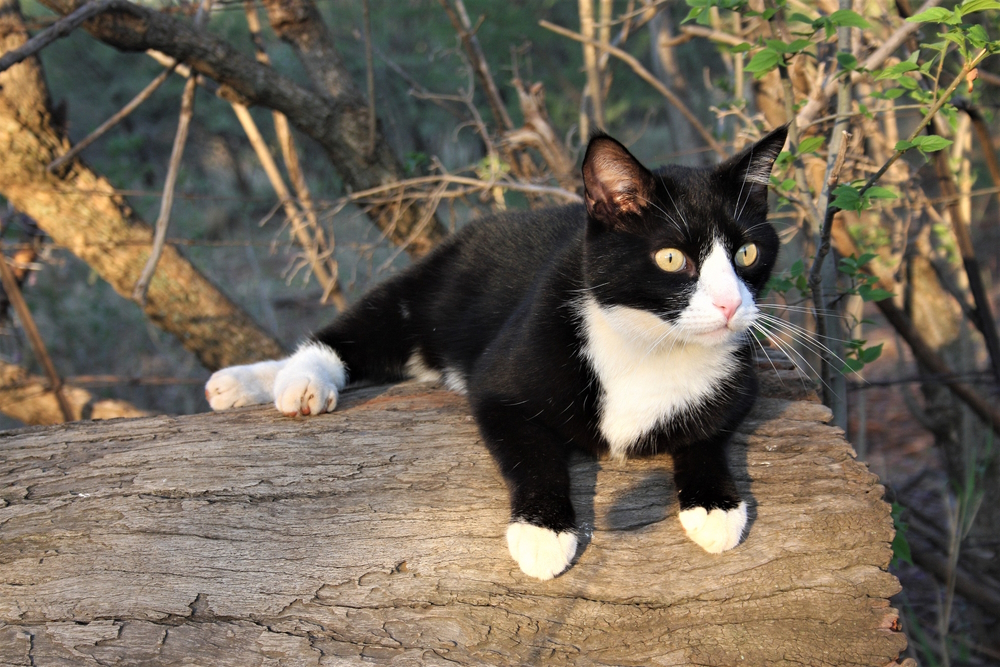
[0,370,906,665]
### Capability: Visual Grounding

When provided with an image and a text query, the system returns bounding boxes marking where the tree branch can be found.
[0,0,117,73]
[38,0,446,256]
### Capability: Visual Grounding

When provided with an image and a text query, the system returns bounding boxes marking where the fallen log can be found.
[0,375,906,665]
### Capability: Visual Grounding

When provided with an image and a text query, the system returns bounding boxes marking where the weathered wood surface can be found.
[0,378,905,666]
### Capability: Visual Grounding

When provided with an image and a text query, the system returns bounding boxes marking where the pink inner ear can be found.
[582,137,652,222]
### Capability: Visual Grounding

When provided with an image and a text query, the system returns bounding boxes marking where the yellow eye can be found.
[735,243,758,268]
[654,248,687,273]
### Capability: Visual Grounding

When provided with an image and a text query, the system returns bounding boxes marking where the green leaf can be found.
[831,184,862,211]
[836,52,859,71]
[876,60,920,80]
[895,139,914,151]
[966,24,989,48]
[788,12,815,23]
[830,8,870,28]
[780,178,797,191]
[912,135,953,152]
[860,343,884,363]
[789,258,805,277]
[798,136,825,154]
[856,252,878,266]
[960,0,1000,15]
[745,48,782,77]
[858,285,894,302]
[730,41,752,53]
[842,357,865,372]
[906,6,957,22]
[866,186,897,200]
[682,6,704,23]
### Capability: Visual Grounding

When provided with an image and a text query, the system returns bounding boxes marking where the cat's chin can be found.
[685,324,746,347]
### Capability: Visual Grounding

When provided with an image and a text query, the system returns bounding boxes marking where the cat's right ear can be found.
[582,134,655,231]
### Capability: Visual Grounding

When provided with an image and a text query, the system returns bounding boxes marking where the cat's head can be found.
[581,126,788,347]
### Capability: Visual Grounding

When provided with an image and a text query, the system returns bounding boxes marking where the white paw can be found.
[679,501,747,553]
[506,522,577,580]
[205,361,286,410]
[273,342,347,417]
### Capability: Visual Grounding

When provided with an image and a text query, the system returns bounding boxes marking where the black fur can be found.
[312,127,788,537]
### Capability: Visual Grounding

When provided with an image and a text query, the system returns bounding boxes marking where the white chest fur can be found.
[578,296,738,459]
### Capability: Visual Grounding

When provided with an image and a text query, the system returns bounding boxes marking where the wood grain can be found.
[0,377,905,665]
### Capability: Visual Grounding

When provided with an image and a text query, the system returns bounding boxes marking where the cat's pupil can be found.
[654,248,686,272]
[735,243,758,267]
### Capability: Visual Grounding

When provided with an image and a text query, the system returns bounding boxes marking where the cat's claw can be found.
[205,362,282,410]
[272,343,347,418]
[274,373,339,417]
[506,522,577,580]
[678,501,747,553]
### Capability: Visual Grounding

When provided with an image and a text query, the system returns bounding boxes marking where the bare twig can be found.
[579,0,604,131]
[132,0,213,306]
[539,19,726,158]
[47,63,177,173]
[0,0,118,73]
[438,0,513,132]
[131,74,197,306]
[230,103,342,305]
[362,0,376,159]
[0,244,73,422]
[242,0,344,309]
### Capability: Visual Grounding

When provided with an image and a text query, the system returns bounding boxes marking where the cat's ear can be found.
[720,125,788,192]
[582,134,655,231]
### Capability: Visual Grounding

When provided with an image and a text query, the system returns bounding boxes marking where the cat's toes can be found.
[206,368,268,410]
[274,374,338,417]
[506,522,577,580]
[679,501,747,553]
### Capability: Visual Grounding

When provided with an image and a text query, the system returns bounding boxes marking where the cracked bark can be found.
[1,366,906,665]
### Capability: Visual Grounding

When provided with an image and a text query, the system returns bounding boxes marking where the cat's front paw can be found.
[678,501,747,553]
[205,362,283,410]
[272,343,347,418]
[274,373,339,417]
[506,522,577,580]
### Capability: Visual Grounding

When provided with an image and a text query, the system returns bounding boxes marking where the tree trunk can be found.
[0,377,907,665]
[0,0,285,371]
[0,359,149,424]
[38,0,447,257]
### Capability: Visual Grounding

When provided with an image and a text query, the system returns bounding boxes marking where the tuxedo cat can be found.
[206,126,788,580]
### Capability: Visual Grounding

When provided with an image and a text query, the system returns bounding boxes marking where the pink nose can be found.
[714,297,742,322]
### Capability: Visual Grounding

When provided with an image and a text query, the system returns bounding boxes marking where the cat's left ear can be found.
[582,134,656,231]
[719,125,788,197]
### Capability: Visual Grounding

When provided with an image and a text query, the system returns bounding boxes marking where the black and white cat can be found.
[206,126,788,580]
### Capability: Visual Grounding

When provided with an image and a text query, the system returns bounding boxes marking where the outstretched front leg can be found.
[206,273,417,416]
[671,434,747,553]
[472,397,579,580]
[206,342,347,417]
